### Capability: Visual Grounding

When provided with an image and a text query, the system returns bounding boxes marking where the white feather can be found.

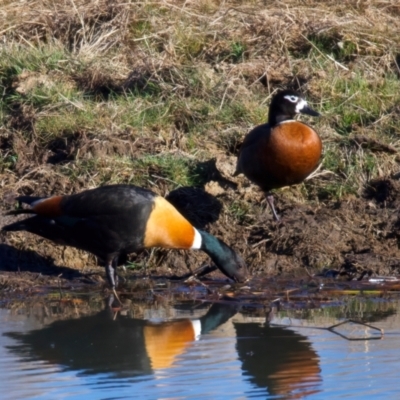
[191,319,202,340]
[295,99,307,113]
[191,228,202,249]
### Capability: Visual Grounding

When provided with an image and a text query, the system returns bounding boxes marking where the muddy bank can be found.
[1,175,400,300]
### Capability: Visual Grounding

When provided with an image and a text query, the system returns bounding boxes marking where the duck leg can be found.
[265,193,280,222]
[105,256,121,304]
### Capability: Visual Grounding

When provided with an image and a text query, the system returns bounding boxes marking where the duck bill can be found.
[300,105,320,117]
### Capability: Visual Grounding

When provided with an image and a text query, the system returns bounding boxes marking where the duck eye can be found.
[284,95,298,103]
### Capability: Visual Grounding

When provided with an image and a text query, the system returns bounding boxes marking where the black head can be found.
[268,90,320,126]
[199,230,248,283]
[221,246,248,283]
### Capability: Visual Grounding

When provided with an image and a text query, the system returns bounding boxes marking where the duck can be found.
[2,185,248,298]
[234,89,322,221]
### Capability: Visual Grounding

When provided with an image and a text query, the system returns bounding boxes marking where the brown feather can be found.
[32,196,63,217]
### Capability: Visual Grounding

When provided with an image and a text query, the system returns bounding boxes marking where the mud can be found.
[2,165,400,303]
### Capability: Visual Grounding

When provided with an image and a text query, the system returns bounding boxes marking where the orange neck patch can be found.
[144,196,195,249]
[33,196,63,217]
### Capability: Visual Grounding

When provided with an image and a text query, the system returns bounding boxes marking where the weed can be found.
[227,200,252,224]
[230,42,246,62]
[0,154,18,172]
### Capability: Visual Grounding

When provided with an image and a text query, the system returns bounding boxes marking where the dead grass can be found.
[1,0,400,276]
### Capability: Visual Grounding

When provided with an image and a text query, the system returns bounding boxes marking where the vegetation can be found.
[1,0,400,276]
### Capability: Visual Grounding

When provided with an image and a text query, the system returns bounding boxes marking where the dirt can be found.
[2,156,400,303]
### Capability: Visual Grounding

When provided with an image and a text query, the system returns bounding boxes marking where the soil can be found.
[2,157,400,303]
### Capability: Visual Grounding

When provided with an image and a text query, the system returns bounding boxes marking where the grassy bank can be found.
[1,0,400,277]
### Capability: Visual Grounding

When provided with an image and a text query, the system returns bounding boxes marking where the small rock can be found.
[205,180,225,196]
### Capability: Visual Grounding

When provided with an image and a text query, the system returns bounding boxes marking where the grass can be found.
[323,73,400,136]
[1,0,400,273]
[59,153,206,193]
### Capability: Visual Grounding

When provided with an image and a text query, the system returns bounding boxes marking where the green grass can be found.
[0,153,18,173]
[330,73,400,135]
[59,154,207,191]
[1,0,400,259]
[227,199,253,224]
[35,107,100,138]
[230,41,246,62]
[307,31,358,62]
[129,154,206,188]
[318,141,382,200]
[0,44,68,78]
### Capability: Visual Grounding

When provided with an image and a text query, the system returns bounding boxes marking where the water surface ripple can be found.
[1,300,400,399]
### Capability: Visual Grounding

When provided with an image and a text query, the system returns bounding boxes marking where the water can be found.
[1,299,400,399]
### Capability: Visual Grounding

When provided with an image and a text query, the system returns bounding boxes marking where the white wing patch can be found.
[191,228,202,249]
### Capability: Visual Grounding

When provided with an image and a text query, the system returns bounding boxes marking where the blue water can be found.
[1,300,400,399]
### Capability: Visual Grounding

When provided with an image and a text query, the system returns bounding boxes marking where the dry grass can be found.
[1,0,400,275]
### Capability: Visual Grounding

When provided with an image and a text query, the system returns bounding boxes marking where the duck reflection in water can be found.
[5,302,238,377]
[5,301,321,398]
[234,323,321,398]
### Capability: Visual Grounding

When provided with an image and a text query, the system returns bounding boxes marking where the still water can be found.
[1,298,400,399]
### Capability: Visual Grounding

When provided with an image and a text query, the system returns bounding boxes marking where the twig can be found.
[271,319,384,341]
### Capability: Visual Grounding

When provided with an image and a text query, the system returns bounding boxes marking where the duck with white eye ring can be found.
[234,89,322,221]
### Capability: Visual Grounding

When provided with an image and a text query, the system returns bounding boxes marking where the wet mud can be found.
[1,173,400,305]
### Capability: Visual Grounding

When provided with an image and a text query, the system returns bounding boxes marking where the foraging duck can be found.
[2,185,248,294]
[234,89,322,221]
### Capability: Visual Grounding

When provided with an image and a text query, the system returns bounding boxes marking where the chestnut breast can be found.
[238,121,322,191]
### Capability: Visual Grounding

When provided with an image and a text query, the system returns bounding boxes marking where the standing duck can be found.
[234,89,322,221]
[2,185,248,296]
